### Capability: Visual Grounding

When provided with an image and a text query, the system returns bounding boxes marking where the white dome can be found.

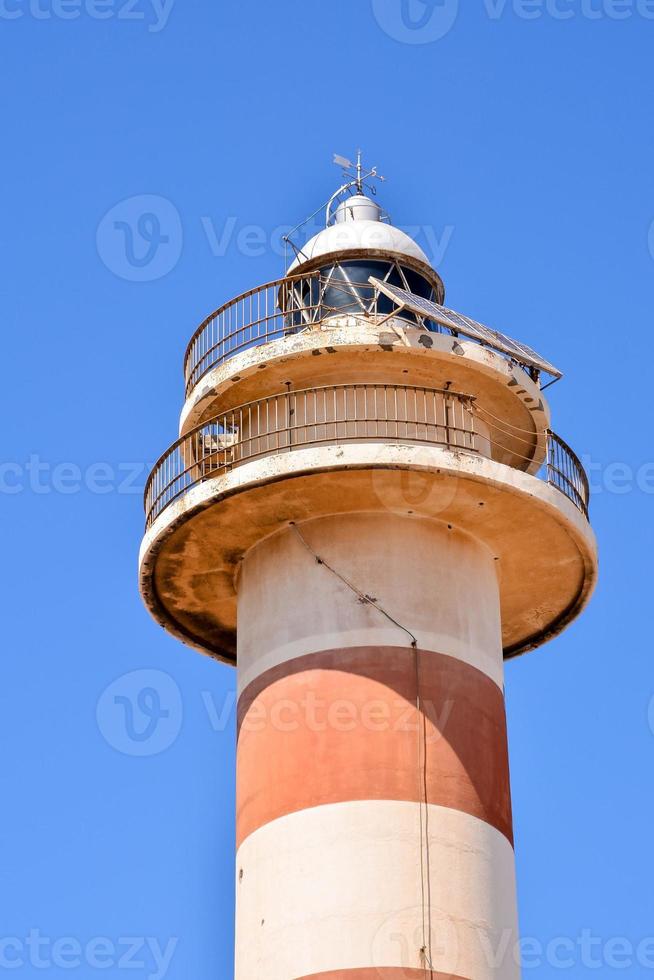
[287,194,432,274]
[332,194,384,224]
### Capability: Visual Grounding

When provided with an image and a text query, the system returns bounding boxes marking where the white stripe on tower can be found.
[234,514,520,980]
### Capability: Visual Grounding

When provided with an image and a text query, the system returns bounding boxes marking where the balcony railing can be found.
[542,431,590,520]
[144,383,590,529]
[183,272,442,398]
[183,273,566,400]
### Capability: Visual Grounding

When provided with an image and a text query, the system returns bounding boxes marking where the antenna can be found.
[328,150,386,224]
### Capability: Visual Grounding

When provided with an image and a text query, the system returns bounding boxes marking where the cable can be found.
[415,640,433,978]
[289,523,417,649]
[289,521,432,977]
[473,402,544,435]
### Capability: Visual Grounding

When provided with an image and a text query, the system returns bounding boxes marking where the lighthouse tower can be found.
[139,156,597,979]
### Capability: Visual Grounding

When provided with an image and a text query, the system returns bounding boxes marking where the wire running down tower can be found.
[139,157,598,980]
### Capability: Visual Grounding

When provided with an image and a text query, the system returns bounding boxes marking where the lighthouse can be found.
[139,155,597,979]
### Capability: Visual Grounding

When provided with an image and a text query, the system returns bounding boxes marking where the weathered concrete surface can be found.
[235,801,519,980]
[138,443,598,666]
[179,319,549,475]
[237,515,504,691]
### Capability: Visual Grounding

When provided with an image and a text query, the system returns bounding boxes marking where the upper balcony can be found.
[182,271,543,403]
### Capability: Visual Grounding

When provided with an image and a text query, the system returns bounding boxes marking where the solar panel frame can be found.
[369,277,562,379]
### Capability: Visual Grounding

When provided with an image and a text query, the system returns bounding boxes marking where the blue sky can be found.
[1,0,653,976]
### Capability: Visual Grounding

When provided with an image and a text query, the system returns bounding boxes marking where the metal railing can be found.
[182,272,567,401]
[544,431,590,519]
[145,384,477,528]
[184,274,319,397]
[182,272,443,398]
[143,384,590,528]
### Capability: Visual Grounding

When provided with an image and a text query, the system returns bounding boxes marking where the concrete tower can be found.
[139,158,597,980]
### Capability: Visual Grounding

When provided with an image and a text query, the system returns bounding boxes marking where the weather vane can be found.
[333,149,385,195]
[325,150,386,226]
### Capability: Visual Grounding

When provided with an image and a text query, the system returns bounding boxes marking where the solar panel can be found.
[369,277,562,379]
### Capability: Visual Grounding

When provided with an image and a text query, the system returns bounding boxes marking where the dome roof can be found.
[287,193,432,275]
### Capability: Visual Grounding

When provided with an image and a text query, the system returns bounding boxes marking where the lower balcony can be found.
[144,383,589,530]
